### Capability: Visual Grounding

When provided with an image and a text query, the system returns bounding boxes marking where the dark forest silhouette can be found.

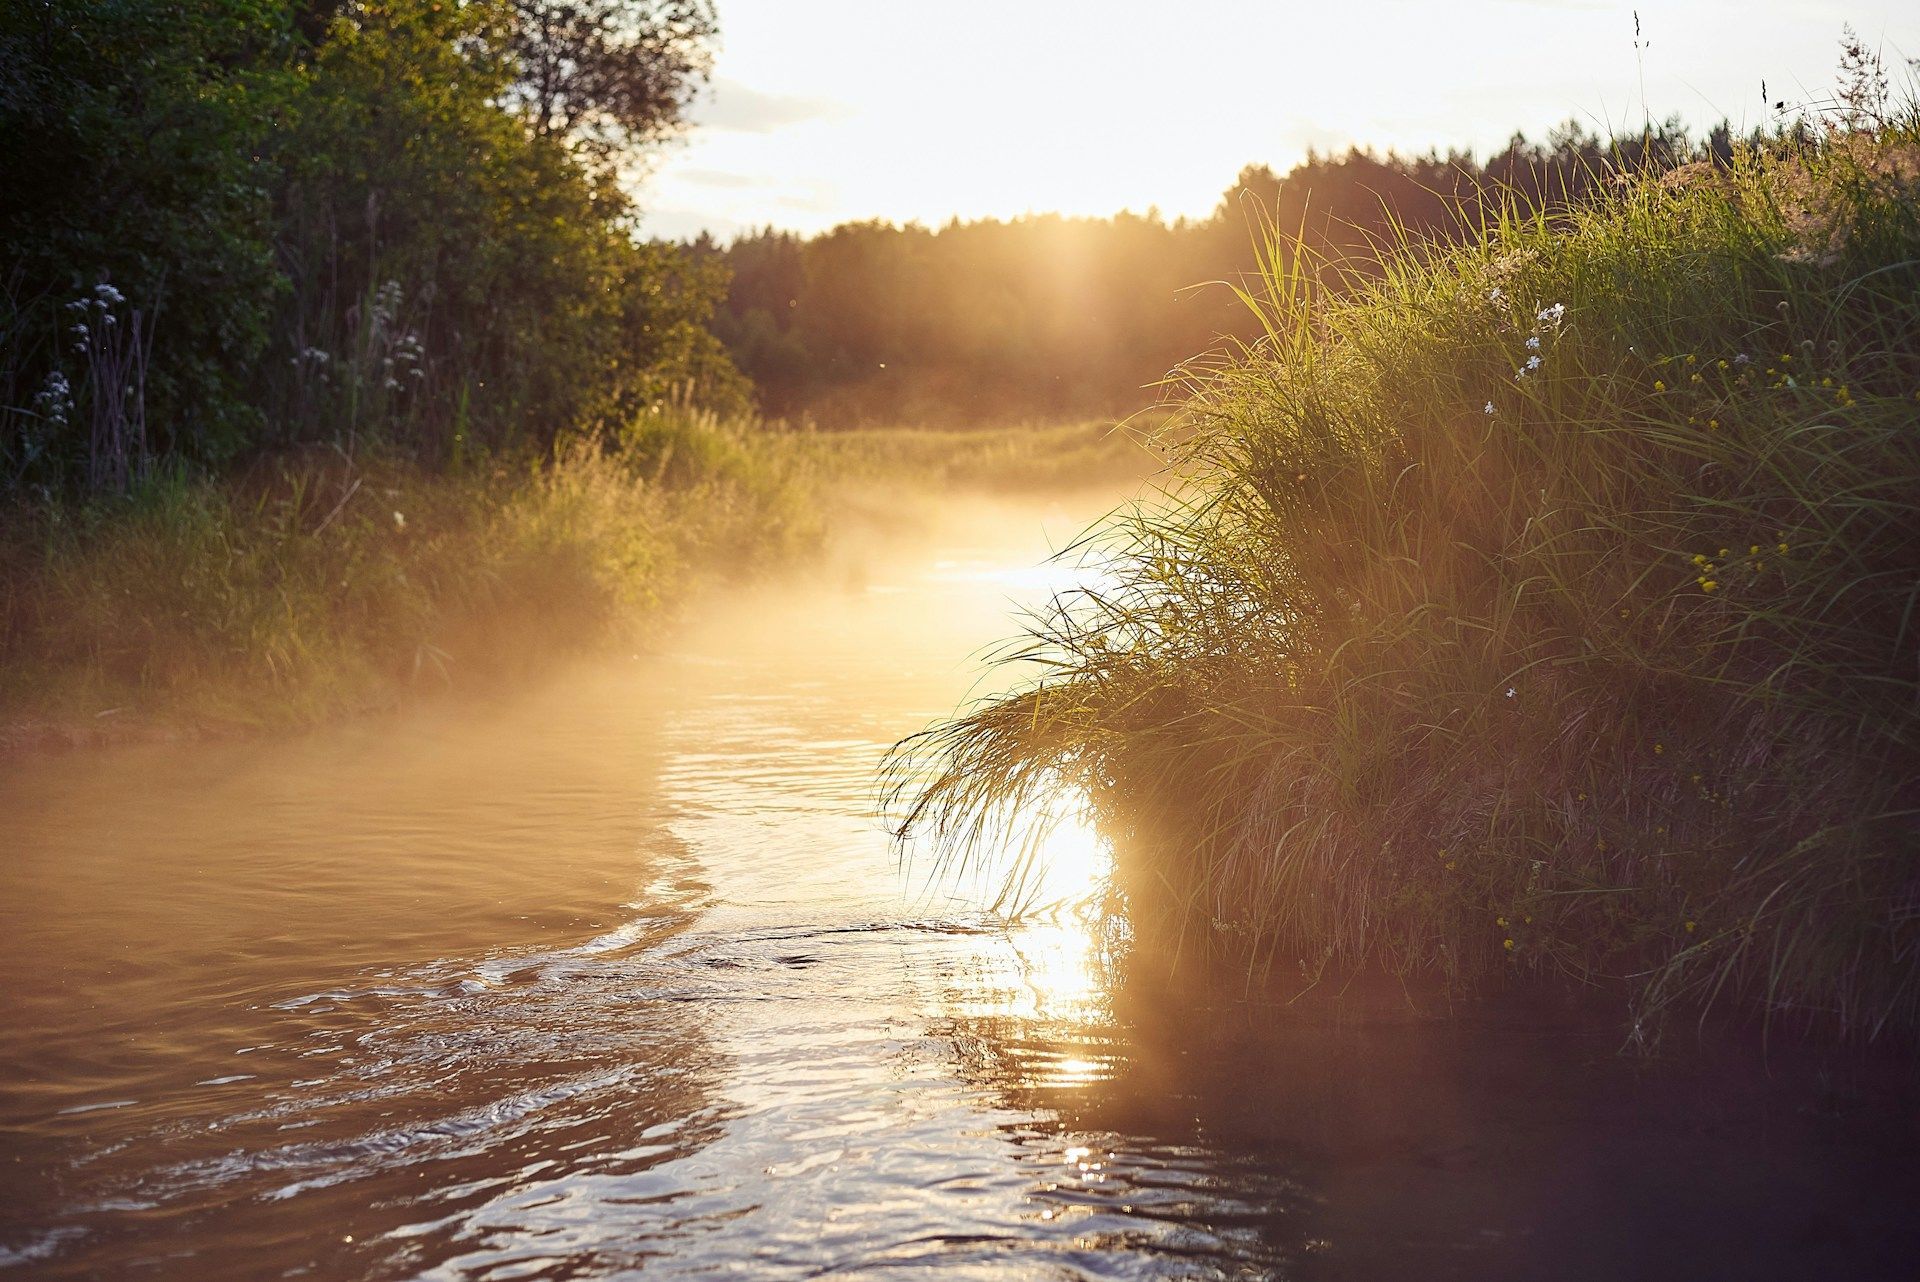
[706,118,1747,425]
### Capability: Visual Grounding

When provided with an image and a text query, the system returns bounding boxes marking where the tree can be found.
[507,0,716,164]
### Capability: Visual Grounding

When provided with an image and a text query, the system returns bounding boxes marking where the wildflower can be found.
[1684,920,1697,933]
[392,510,407,530]
[1518,354,1542,377]
[1690,373,1702,384]
[1750,545,1761,555]
[1505,687,1516,698]
[1685,354,1697,364]
[1526,335,1541,351]
[1776,542,1789,555]
[1699,579,1718,592]
[1654,742,1665,754]
[1503,938,1516,951]
[1707,419,1719,430]
[93,282,124,305]
[1653,379,1666,392]
[1484,401,1496,415]
[1488,286,1504,303]
[1734,353,1751,367]
[1537,302,1566,324]
[1496,916,1509,927]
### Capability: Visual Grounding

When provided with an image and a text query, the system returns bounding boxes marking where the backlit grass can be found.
[889,125,1920,1041]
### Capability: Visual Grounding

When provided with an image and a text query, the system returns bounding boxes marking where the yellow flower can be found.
[1503,938,1516,951]
[1707,419,1720,430]
[1685,354,1697,364]
[1750,545,1761,555]
[1653,379,1666,392]
[1777,542,1790,556]
[1684,920,1697,933]
[1496,916,1508,927]
[1653,742,1665,754]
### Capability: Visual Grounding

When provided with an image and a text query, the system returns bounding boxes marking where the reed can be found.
[889,121,1920,1040]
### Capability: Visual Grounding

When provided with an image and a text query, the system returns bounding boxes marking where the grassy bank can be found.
[0,411,808,742]
[892,127,1920,1041]
[1,413,1148,747]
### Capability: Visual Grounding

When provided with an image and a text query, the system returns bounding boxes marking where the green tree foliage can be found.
[1,0,740,493]
[1,0,291,470]
[714,119,1723,426]
[507,0,717,162]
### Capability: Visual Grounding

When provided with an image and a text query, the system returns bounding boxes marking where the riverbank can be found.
[893,127,1920,1042]
[0,415,1151,753]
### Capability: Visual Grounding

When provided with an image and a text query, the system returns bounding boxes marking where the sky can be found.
[636,1,1920,242]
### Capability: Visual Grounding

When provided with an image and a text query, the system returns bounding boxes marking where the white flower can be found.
[1488,286,1504,302]
[392,511,407,530]
[1484,401,1496,415]
[93,282,124,304]
[1536,302,1566,325]
[1505,688,1517,698]
[1525,335,1540,350]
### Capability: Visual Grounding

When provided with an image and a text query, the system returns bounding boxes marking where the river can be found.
[3,488,1917,1280]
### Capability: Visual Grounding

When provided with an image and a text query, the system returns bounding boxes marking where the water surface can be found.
[3,489,1917,1280]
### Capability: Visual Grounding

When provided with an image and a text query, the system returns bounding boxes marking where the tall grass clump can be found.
[0,407,816,734]
[891,121,1920,1039]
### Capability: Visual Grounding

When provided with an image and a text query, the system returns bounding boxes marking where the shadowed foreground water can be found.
[3,491,1918,1281]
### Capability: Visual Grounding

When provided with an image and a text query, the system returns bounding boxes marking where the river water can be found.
[3,489,1918,1281]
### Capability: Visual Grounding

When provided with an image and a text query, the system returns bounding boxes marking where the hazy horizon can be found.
[638,0,1919,242]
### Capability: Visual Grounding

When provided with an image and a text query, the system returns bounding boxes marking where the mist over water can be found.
[3,488,1917,1280]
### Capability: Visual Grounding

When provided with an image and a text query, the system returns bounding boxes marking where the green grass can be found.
[889,128,1920,1042]
[0,408,813,736]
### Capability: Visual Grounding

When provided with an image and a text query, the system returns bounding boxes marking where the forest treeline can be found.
[1,0,746,495]
[708,120,1755,425]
